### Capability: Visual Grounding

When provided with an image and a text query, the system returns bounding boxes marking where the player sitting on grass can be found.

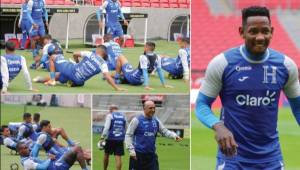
[114,42,173,90]
[1,125,18,151]
[161,37,190,82]
[17,141,89,170]
[33,45,126,91]
[102,34,123,71]
[1,41,37,93]
[31,120,90,168]
[17,113,38,141]
[36,34,63,70]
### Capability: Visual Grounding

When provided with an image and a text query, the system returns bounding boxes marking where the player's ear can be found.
[239,26,244,39]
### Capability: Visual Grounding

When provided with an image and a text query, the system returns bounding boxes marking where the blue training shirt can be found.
[199,45,300,163]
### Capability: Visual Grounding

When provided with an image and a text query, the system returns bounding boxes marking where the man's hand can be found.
[213,122,238,157]
[145,86,154,90]
[129,151,137,160]
[116,87,127,91]
[45,22,49,29]
[32,23,38,29]
[18,23,21,28]
[163,84,173,88]
[48,154,56,160]
[124,20,129,26]
[30,88,39,92]
[175,136,182,142]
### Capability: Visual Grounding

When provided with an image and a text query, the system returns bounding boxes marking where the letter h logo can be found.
[262,65,277,84]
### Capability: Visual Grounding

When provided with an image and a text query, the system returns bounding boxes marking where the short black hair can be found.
[33,113,40,122]
[179,37,190,44]
[0,125,8,133]
[42,34,52,40]
[40,120,50,129]
[5,41,16,51]
[23,113,32,120]
[242,6,271,26]
[16,142,25,152]
[145,42,156,51]
[103,34,113,42]
[96,45,108,60]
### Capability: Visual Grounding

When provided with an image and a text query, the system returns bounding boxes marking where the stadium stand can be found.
[192,0,300,82]
[0,0,75,5]
[92,95,189,127]
[89,0,189,8]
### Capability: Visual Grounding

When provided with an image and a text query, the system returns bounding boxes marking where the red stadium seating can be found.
[91,0,189,8]
[1,0,11,4]
[192,0,300,75]
[234,0,300,10]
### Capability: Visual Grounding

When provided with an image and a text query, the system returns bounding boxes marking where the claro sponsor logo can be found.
[236,90,276,106]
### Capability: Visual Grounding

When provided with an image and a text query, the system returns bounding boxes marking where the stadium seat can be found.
[124,38,135,47]
[1,0,11,3]
[65,0,75,5]
[46,0,55,5]
[12,0,22,4]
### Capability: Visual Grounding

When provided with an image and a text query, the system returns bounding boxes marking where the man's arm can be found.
[157,118,179,140]
[283,56,300,125]
[42,0,48,25]
[3,138,17,150]
[1,56,9,93]
[17,125,26,140]
[20,56,33,90]
[26,0,35,25]
[101,114,112,139]
[195,53,238,157]
[73,51,91,63]
[31,134,47,157]
[23,158,51,170]
[125,117,139,158]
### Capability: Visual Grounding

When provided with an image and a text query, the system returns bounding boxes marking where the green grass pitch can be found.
[0,104,91,170]
[92,134,190,170]
[1,40,189,93]
[191,108,300,170]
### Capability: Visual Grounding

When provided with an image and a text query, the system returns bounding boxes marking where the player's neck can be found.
[243,45,267,61]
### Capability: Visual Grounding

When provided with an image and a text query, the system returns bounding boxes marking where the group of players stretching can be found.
[0,112,90,170]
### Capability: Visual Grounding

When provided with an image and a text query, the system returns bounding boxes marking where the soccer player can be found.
[99,105,126,170]
[27,0,48,67]
[103,34,123,71]
[0,55,9,93]
[125,100,182,170]
[17,113,38,141]
[17,141,89,170]
[97,0,128,46]
[18,0,31,50]
[40,45,126,91]
[161,37,190,82]
[0,125,18,151]
[38,34,63,70]
[114,42,173,90]
[1,41,36,93]
[195,6,300,169]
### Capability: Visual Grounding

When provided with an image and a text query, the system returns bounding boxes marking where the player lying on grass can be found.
[33,45,127,91]
[114,42,173,90]
[1,41,37,93]
[1,125,19,151]
[97,0,128,47]
[17,141,89,170]
[161,37,190,82]
[195,6,300,169]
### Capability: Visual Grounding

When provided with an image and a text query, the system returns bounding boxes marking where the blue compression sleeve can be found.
[118,7,125,20]
[142,69,149,86]
[288,96,300,125]
[96,9,102,21]
[43,7,48,22]
[195,92,220,128]
[36,159,51,170]
[157,68,165,85]
[31,143,42,157]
